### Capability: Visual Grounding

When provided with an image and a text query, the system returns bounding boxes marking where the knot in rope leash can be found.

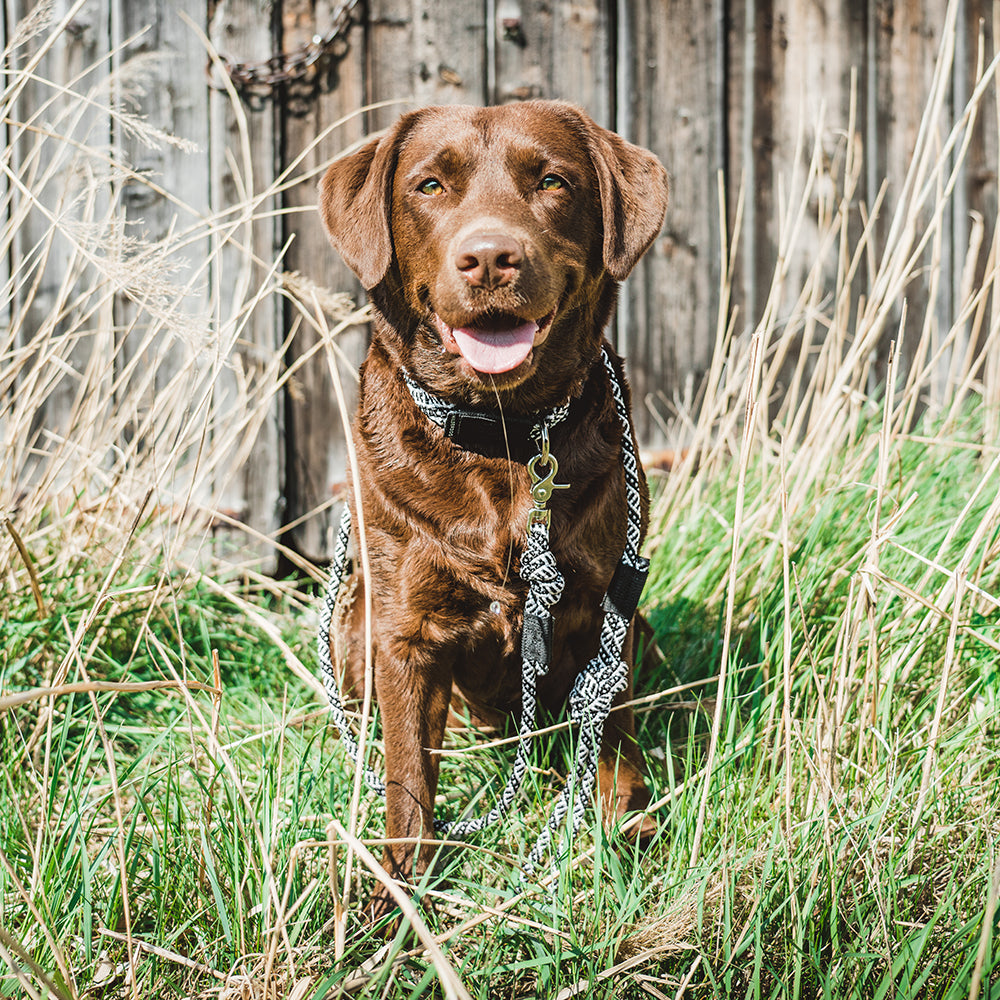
[521,527,564,612]
[568,653,629,728]
[519,521,564,676]
[317,346,649,871]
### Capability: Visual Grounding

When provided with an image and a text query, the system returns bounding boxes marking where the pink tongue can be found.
[451,321,537,374]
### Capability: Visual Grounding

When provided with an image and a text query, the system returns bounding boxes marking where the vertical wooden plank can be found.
[115,0,212,359]
[281,1,486,561]
[962,0,996,347]
[722,0,757,350]
[720,0,874,426]
[874,0,949,234]
[6,0,113,487]
[365,0,412,131]
[367,0,486,133]
[493,0,613,126]
[209,0,283,566]
[114,0,214,507]
[492,0,553,104]
[873,0,950,390]
[964,0,997,234]
[756,0,868,390]
[1,5,9,459]
[409,0,488,107]
[725,0,781,353]
[619,0,725,446]
[280,0,368,561]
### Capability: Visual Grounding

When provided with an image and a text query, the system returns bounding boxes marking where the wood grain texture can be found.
[114,0,215,520]
[209,0,283,565]
[6,0,997,562]
[493,0,612,125]
[755,0,868,406]
[961,1,996,364]
[619,0,724,445]
[1,6,12,459]
[873,0,949,389]
[280,0,367,559]
[6,0,113,486]
[367,0,486,132]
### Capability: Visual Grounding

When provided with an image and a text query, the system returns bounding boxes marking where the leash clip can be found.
[526,425,569,529]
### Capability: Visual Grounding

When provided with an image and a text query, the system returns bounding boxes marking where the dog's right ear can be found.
[319,112,421,290]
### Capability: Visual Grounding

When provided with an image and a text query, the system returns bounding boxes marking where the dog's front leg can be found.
[596,623,657,842]
[370,649,452,920]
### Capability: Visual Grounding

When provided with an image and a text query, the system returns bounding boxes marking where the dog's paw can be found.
[365,885,405,937]
[365,881,440,940]
[618,809,659,847]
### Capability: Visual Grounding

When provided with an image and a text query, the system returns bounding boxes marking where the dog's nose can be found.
[454,233,524,288]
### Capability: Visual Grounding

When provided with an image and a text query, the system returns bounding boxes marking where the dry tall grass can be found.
[1,0,999,997]
[2,4,298,576]
[647,5,1000,870]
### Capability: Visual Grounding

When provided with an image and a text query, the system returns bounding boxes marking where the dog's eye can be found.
[417,178,446,196]
[539,174,565,191]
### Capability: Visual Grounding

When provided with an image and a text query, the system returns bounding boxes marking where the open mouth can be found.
[433,309,556,374]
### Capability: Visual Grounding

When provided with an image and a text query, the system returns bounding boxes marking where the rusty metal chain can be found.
[208,0,363,111]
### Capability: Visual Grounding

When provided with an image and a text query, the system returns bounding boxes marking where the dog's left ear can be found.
[319,111,423,289]
[584,119,669,281]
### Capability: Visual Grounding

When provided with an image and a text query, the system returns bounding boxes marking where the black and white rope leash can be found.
[316,345,648,874]
[318,505,386,797]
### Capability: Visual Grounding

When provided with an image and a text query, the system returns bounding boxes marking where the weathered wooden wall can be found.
[4,0,997,566]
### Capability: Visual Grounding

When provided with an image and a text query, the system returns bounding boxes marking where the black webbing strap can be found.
[442,409,539,463]
[521,612,553,665]
[601,556,650,620]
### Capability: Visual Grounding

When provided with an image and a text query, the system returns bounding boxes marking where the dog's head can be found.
[319,101,667,406]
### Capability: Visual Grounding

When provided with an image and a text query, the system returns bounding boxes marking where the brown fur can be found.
[319,101,668,917]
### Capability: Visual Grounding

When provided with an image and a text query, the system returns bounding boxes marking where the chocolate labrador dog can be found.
[319,100,667,914]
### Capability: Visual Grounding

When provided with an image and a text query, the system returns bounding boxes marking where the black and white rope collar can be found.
[402,370,571,463]
[317,346,649,877]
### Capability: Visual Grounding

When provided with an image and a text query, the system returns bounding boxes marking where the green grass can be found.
[637,405,1000,998]
[3,409,998,999]
[2,4,1000,999]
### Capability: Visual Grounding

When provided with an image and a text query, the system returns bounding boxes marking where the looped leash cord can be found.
[440,519,563,838]
[522,348,647,876]
[316,346,648,869]
[317,504,386,796]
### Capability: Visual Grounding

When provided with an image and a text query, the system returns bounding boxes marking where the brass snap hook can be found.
[527,452,569,508]
[526,425,569,529]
